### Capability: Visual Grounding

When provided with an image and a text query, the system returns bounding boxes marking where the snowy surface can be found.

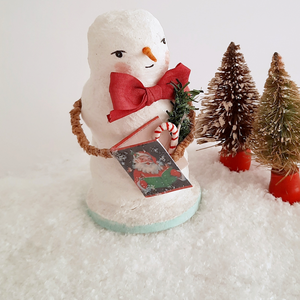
[1,142,300,300]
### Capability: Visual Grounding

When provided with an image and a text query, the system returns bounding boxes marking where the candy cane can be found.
[154,122,179,154]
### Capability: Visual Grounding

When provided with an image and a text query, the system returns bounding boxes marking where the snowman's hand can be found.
[139,180,148,189]
[170,169,181,178]
[70,99,112,158]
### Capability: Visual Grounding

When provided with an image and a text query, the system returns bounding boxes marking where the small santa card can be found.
[110,117,192,197]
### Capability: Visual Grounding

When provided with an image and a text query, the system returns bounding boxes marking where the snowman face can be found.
[88,10,170,87]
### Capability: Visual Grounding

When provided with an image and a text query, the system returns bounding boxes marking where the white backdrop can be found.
[1,0,300,176]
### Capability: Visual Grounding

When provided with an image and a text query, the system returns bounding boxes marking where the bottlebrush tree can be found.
[195,42,259,157]
[250,52,300,175]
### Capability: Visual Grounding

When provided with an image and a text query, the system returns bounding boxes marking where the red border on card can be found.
[110,116,160,152]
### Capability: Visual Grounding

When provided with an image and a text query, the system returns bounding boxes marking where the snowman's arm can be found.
[70,99,112,158]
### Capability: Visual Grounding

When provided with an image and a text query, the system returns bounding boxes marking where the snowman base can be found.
[86,176,201,234]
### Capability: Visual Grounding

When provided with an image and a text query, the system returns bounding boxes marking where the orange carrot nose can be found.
[142,47,157,62]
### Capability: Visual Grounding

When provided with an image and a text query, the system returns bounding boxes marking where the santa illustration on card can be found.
[132,151,183,195]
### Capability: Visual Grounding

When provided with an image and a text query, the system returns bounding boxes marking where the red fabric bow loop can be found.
[107,63,190,122]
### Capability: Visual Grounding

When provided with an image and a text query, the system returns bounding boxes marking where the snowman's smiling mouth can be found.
[145,64,154,68]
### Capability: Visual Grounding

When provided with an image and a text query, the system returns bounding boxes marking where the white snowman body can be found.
[81,10,201,233]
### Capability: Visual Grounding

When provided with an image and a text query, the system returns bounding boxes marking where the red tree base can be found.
[269,170,300,204]
[219,150,251,172]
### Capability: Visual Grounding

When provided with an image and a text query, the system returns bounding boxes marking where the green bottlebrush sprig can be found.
[167,80,203,143]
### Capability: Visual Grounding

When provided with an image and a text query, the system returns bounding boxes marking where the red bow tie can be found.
[107,63,191,122]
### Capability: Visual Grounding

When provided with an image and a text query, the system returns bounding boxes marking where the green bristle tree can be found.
[250,52,300,175]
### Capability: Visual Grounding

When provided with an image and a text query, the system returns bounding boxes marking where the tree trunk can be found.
[269,169,300,204]
[219,149,251,172]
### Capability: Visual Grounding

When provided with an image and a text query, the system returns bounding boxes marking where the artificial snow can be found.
[1,143,300,299]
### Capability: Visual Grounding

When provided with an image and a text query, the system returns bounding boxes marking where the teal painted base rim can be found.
[88,192,201,234]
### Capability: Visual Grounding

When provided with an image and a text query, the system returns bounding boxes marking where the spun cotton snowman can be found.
[73,9,201,233]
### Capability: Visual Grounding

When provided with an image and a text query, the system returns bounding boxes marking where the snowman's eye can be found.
[111,50,126,58]
[161,38,166,44]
